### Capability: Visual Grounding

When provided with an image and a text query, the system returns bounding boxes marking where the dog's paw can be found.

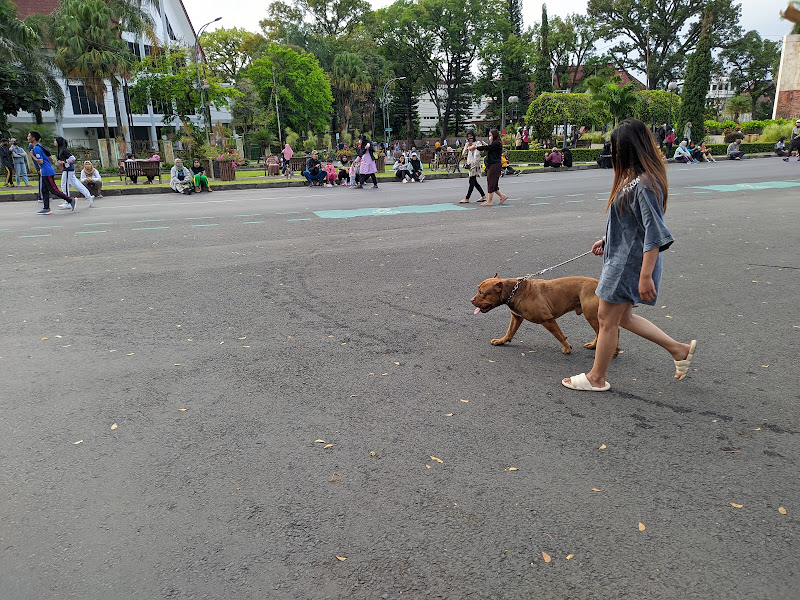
[561,345,573,355]
[584,341,597,350]
[491,338,507,346]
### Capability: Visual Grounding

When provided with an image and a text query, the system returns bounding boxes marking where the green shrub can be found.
[760,122,793,143]
[739,120,767,133]
[507,148,602,163]
[706,142,777,155]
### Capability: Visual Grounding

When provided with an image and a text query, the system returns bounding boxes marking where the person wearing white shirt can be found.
[79,160,102,199]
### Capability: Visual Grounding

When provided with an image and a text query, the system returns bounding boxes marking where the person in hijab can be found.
[55,136,94,208]
[281,143,294,176]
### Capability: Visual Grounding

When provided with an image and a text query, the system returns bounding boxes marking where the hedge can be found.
[706,142,775,155]
[507,148,601,163]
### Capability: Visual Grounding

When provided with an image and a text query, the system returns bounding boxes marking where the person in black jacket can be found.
[0,138,14,186]
[597,142,612,168]
[477,128,509,205]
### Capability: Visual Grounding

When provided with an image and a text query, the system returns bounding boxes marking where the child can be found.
[324,160,337,187]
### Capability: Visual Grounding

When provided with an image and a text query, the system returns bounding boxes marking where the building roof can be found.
[554,66,646,91]
[12,0,60,18]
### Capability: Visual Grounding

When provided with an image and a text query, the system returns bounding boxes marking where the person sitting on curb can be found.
[337,156,350,186]
[698,141,716,163]
[501,150,519,175]
[324,159,337,187]
[303,152,326,186]
[544,147,563,168]
[597,142,612,168]
[170,158,194,194]
[408,152,425,182]
[191,158,213,192]
[726,139,745,160]
[393,154,411,183]
[673,141,697,163]
[776,137,790,160]
[80,160,103,197]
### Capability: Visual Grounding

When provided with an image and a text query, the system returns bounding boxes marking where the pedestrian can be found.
[55,137,93,208]
[355,135,378,188]
[459,131,486,203]
[0,138,14,186]
[726,139,745,160]
[27,130,75,214]
[281,142,294,176]
[597,142,613,169]
[28,140,43,202]
[562,118,696,392]
[10,138,30,186]
[683,121,692,143]
[169,158,194,194]
[302,151,325,186]
[191,158,212,192]
[521,127,530,150]
[392,154,410,183]
[337,155,350,186]
[475,128,508,206]
[776,136,789,158]
[80,160,103,198]
[655,122,667,154]
[787,120,800,158]
[664,128,675,159]
[515,128,522,150]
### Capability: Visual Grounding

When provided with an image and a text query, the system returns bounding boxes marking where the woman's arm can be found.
[638,248,659,302]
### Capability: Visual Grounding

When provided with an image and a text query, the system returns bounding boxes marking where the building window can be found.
[166,19,177,42]
[69,85,101,115]
[127,42,142,60]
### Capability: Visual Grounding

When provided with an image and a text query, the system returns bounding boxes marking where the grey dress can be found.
[596,175,674,306]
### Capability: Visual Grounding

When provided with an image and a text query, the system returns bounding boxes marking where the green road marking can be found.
[689,181,800,192]
[186,216,214,220]
[135,219,165,223]
[565,200,585,203]
[191,223,219,227]
[287,218,312,221]
[75,230,107,235]
[566,193,584,197]
[531,202,550,205]
[535,195,554,199]
[31,225,63,229]
[693,191,711,194]
[243,221,265,224]
[234,214,261,217]
[131,226,169,231]
[0,228,10,231]
[19,234,52,238]
[315,203,471,219]
[276,211,299,214]
[83,222,112,225]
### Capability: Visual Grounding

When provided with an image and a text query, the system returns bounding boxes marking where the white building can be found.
[417,85,491,134]
[10,0,232,165]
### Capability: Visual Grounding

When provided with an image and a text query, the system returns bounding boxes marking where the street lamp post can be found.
[668,81,678,129]
[195,17,221,146]
[508,96,519,125]
[492,77,505,132]
[382,76,406,145]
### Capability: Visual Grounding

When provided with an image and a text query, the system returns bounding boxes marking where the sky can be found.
[184,0,794,42]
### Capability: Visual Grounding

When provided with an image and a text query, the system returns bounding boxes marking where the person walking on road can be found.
[476,128,509,206]
[10,139,30,186]
[27,130,75,214]
[459,131,486,204]
[355,135,378,188]
[562,118,696,392]
[55,137,93,208]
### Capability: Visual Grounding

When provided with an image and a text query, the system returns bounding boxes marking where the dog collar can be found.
[502,278,525,305]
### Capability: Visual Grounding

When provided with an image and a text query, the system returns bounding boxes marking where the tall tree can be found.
[508,0,523,35]
[247,43,333,135]
[678,10,713,138]
[720,31,781,118]
[199,27,265,84]
[0,0,63,128]
[534,4,553,95]
[50,0,128,161]
[588,0,741,90]
[330,51,370,135]
[546,14,603,91]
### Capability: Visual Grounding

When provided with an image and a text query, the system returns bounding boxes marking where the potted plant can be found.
[215,149,242,181]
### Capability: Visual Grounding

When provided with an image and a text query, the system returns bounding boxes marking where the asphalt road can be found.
[2,159,798,600]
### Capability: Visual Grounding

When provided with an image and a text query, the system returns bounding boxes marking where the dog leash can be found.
[503,249,595,304]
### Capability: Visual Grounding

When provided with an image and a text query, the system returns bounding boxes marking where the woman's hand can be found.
[639,274,656,303]
[592,238,605,255]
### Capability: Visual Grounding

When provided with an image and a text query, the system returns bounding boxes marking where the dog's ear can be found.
[494,273,500,279]
[493,280,503,293]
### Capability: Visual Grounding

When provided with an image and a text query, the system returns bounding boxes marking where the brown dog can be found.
[471,274,616,355]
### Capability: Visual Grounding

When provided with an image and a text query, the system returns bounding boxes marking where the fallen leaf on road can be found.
[314,439,326,443]
[566,554,574,560]
[42,337,48,340]
[178,408,188,412]
[330,473,342,483]
[369,451,376,457]
[730,503,743,509]
[778,507,787,515]
[323,444,333,449]
[238,337,246,340]
[444,413,454,417]
[638,522,646,531]
[542,552,552,563]
[752,428,761,431]
[505,467,518,471]
[110,423,117,430]
[425,464,431,469]
[460,399,469,403]
[430,456,443,463]
[394,362,400,365]
[591,488,601,492]
[599,444,607,450]
[73,440,83,445]
[488,360,495,363]
[335,556,347,561]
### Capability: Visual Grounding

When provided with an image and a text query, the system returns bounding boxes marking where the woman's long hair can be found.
[360,135,375,160]
[54,136,70,161]
[607,118,668,213]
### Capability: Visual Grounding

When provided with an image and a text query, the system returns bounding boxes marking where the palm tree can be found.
[50,0,129,162]
[0,0,64,126]
[331,52,370,135]
[586,76,638,127]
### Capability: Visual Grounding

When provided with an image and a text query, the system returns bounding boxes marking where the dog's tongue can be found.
[474,307,481,315]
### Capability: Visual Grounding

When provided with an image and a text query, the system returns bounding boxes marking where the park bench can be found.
[118,159,163,184]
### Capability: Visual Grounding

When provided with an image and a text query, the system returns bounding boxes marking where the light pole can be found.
[492,77,505,132]
[195,17,221,146]
[668,81,677,129]
[508,95,519,126]
[382,76,406,145]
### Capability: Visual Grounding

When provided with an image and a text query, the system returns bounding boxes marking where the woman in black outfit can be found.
[459,131,486,203]
[477,128,508,205]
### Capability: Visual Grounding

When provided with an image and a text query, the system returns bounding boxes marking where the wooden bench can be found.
[574,139,592,149]
[118,160,163,184]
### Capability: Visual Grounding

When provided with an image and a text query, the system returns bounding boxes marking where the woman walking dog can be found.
[562,118,696,392]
